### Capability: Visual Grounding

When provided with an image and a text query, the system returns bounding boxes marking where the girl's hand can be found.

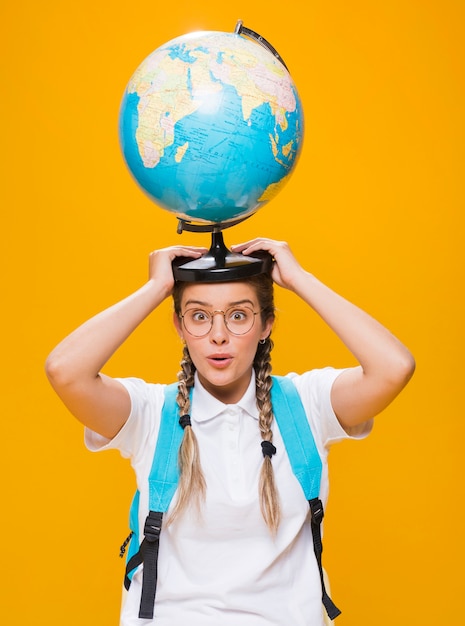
[231,238,305,290]
[148,245,208,296]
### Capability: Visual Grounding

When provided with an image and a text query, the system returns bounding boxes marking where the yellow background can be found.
[2,1,464,624]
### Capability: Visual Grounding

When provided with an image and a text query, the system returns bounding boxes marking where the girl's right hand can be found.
[148,245,208,296]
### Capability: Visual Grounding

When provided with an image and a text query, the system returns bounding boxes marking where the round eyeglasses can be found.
[180,306,261,337]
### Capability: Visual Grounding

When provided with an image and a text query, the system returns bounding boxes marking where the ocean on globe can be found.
[119,29,304,227]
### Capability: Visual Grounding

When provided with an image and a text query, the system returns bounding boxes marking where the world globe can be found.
[119,25,304,229]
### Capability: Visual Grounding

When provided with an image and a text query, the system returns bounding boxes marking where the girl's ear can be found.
[173,311,183,339]
[261,315,274,342]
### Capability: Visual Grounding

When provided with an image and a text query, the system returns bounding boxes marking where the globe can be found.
[119,27,304,229]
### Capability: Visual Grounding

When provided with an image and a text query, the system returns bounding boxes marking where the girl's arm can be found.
[45,245,206,439]
[232,238,415,431]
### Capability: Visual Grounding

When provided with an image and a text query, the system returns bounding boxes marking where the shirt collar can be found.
[191,370,259,423]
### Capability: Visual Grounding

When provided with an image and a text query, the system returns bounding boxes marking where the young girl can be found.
[45,237,415,626]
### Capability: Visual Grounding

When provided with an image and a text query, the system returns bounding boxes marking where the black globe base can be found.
[172,231,272,282]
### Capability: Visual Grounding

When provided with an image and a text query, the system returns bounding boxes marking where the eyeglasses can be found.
[180,306,261,337]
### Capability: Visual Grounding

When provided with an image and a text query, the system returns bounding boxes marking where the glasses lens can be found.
[224,307,256,335]
[182,309,212,337]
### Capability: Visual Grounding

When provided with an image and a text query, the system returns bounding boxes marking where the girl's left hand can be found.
[231,238,305,290]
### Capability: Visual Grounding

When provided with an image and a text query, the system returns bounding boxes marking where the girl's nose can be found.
[209,313,228,342]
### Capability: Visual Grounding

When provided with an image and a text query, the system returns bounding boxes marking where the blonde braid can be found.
[254,337,281,533]
[167,345,206,524]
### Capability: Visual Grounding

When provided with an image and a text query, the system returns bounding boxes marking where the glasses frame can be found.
[180,306,262,338]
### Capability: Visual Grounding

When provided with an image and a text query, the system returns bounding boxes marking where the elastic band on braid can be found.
[261,440,277,458]
[179,414,191,429]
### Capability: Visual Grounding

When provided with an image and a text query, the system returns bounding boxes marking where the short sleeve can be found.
[84,377,166,463]
[286,368,373,448]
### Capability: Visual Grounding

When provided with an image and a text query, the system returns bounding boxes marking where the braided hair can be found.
[254,334,280,532]
[171,274,280,532]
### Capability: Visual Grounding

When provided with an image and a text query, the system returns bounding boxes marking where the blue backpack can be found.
[120,375,341,621]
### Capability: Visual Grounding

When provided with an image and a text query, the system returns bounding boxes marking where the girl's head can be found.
[172,274,275,403]
[170,272,280,533]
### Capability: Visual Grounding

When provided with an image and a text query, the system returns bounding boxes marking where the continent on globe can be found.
[119,28,304,227]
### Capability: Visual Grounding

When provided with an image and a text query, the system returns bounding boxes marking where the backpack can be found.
[119,375,341,621]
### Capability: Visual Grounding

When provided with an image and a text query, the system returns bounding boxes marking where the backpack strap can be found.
[123,382,185,619]
[271,375,341,620]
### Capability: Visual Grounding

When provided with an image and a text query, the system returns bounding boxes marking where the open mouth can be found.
[208,355,232,366]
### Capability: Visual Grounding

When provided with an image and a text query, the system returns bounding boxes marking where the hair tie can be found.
[179,414,192,430]
[261,440,277,458]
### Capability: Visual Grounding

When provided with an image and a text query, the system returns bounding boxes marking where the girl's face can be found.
[173,281,273,404]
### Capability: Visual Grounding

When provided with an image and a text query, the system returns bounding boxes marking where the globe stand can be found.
[172,229,272,282]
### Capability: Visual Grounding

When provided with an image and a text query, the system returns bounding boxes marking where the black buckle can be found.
[143,511,163,543]
[309,498,324,525]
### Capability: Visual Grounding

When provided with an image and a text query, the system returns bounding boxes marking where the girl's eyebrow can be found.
[184,298,255,308]
[184,299,210,307]
[230,299,255,307]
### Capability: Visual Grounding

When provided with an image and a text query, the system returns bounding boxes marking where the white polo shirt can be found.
[85,368,371,626]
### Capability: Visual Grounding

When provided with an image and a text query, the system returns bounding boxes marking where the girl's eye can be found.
[229,310,247,322]
[192,311,210,323]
